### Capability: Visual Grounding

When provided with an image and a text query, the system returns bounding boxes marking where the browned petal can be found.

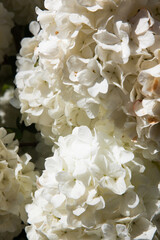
[132,136,138,142]
[152,77,159,91]
[148,116,159,124]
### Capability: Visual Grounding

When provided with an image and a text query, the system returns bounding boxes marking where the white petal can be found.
[138,31,155,49]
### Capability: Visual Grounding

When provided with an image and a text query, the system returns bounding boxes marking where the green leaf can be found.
[1,84,12,95]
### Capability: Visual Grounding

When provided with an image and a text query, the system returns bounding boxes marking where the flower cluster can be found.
[0,127,38,239]
[0,0,160,239]
[14,0,160,160]
[15,0,118,143]
[25,123,160,239]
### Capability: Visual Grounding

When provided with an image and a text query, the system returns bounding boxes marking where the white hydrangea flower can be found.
[0,0,44,25]
[15,0,123,143]
[15,0,160,158]
[0,127,38,239]
[95,6,160,159]
[25,123,160,239]
[15,35,102,143]
[93,16,131,64]
[65,56,108,118]
[0,3,13,63]
[131,65,160,144]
